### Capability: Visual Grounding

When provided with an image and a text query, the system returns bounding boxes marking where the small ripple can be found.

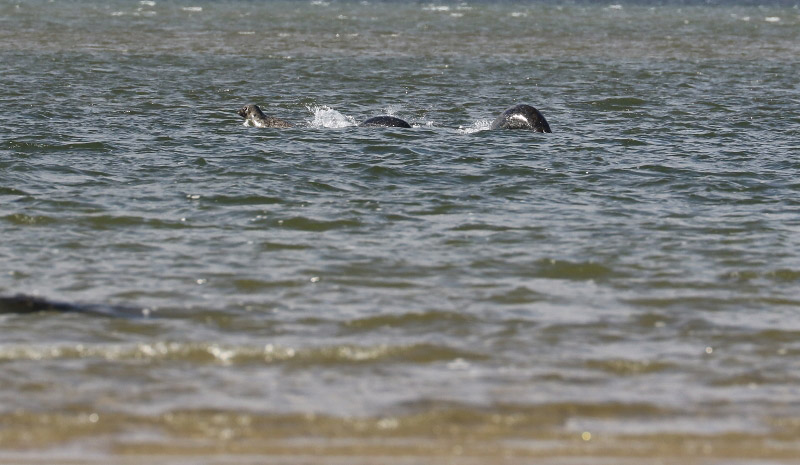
[277,216,363,231]
[0,341,487,365]
[2,213,57,226]
[453,155,485,163]
[533,258,617,281]
[232,279,303,292]
[698,100,734,112]
[766,269,800,282]
[451,223,513,232]
[626,296,733,312]
[709,371,796,387]
[720,269,800,284]
[589,96,648,110]
[329,278,419,289]
[201,194,284,205]
[616,138,648,146]
[584,359,675,376]
[0,187,30,196]
[362,165,408,178]
[2,139,114,153]
[342,310,475,332]
[0,400,681,452]
[485,286,544,305]
[259,241,310,251]
[406,203,462,216]
[79,215,189,230]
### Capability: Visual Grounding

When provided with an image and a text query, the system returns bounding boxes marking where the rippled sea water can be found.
[1,0,800,463]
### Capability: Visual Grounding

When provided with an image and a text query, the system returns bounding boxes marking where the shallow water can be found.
[1,0,800,463]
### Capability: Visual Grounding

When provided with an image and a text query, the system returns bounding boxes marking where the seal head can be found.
[359,116,412,128]
[490,104,551,132]
[238,104,293,128]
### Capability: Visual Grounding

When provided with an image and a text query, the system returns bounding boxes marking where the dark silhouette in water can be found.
[237,103,413,129]
[359,116,412,128]
[0,294,147,317]
[237,104,293,128]
[490,104,552,132]
[236,102,551,131]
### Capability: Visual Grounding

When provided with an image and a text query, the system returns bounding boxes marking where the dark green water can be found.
[1,0,799,463]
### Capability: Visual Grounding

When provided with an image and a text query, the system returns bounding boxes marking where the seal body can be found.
[490,104,551,132]
[359,116,412,128]
[238,104,293,128]
[0,294,144,317]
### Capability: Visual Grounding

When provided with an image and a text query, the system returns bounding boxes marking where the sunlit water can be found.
[1,0,800,463]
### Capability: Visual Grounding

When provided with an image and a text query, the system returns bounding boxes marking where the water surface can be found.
[1,0,800,463]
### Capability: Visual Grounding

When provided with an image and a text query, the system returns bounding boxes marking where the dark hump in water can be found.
[490,104,551,132]
[0,294,147,318]
[359,116,412,128]
[237,103,293,128]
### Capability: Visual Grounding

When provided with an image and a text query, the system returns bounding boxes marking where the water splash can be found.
[306,105,357,128]
[457,119,492,134]
[382,104,402,117]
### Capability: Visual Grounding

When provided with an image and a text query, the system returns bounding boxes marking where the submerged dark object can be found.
[237,104,293,128]
[0,294,147,317]
[359,116,412,128]
[490,104,551,132]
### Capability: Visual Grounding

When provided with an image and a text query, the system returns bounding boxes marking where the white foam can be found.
[182,6,202,12]
[457,119,492,134]
[139,1,155,6]
[307,105,357,128]
[242,118,261,128]
[764,16,780,23]
[382,104,402,117]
